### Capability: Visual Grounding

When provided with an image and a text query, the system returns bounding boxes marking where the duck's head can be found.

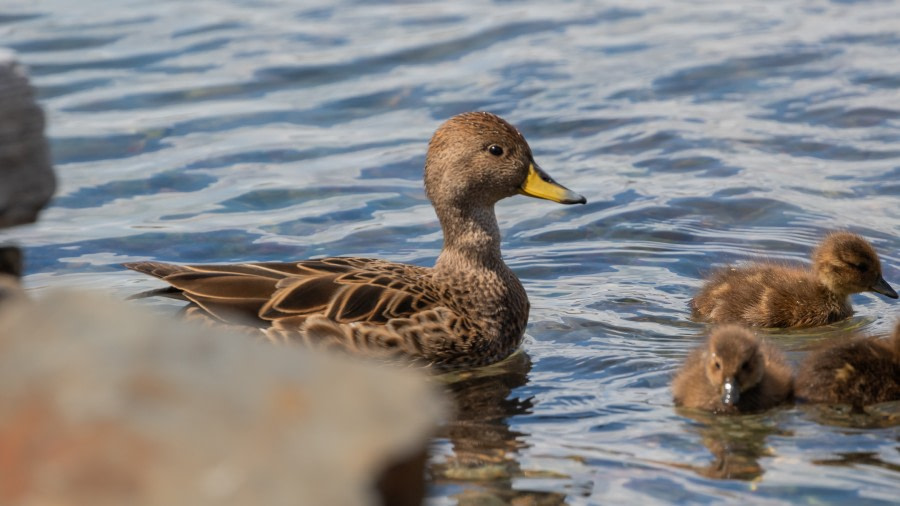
[704,325,765,409]
[812,232,897,299]
[424,112,585,211]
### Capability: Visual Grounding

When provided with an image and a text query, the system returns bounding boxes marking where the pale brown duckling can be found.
[673,325,793,414]
[795,322,900,408]
[124,112,586,369]
[691,232,897,328]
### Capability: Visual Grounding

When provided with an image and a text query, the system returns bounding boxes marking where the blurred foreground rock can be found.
[0,291,445,506]
[0,246,22,278]
[0,49,55,228]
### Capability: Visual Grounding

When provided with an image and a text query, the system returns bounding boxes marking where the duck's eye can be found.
[741,360,750,371]
[714,361,721,371]
[488,144,504,156]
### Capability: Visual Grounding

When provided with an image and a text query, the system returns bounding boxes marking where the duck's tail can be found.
[123,261,190,300]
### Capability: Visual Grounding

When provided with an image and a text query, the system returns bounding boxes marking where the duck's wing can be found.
[258,258,441,325]
[123,258,439,327]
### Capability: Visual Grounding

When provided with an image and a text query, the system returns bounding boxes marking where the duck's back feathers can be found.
[795,324,900,407]
[124,258,501,367]
[691,263,850,328]
[260,259,437,324]
[125,258,436,325]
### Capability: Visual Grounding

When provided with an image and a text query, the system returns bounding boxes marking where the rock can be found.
[0,274,24,304]
[0,246,22,278]
[0,49,55,228]
[0,291,446,505]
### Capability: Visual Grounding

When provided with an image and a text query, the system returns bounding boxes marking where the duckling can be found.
[124,112,586,369]
[691,232,897,328]
[673,325,793,414]
[795,322,900,408]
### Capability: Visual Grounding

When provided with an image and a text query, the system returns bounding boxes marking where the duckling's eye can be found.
[850,262,869,272]
[714,361,721,371]
[741,360,750,371]
[488,144,504,156]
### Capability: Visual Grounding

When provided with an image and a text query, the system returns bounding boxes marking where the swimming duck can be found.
[795,321,900,408]
[691,232,897,328]
[672,325,793,414]
[124,112,586,368]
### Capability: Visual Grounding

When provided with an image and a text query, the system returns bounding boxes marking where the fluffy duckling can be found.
[795,322,900,408]
[673,325,793,414]
[125,112,586,369]
[691,232,897,328]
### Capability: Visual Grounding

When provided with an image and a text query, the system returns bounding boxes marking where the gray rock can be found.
[0,291,446,505]
[0,245,22,278]
[0,49,55,228]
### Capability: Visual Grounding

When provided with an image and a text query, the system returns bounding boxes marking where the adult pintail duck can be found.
[796,321,900,408]
[672,325,793,414]
[691,232,897,328]
[125,112,586,369]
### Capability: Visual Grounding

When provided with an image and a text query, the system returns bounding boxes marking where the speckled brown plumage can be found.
[672,325,793,414]
[795,322,900,408]
[691,232,897,328]
[124,112,586,369]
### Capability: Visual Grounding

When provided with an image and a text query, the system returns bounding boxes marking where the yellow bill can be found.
[518,163,586,205]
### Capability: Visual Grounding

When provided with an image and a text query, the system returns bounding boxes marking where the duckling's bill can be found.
[518,163,586,205]
[872,275,898,299]
[721,378,738,406]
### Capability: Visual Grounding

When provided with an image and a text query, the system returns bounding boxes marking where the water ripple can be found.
[6,0,900,503]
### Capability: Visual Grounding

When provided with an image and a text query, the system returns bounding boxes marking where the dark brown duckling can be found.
[795,322,900,408]
[691,232,897,328]
[673,325,793,414]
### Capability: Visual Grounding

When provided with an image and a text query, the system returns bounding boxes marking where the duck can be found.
[691,232,897,328]
[124,112,586,369]
[672,325,793,414]
[795,321,900,408]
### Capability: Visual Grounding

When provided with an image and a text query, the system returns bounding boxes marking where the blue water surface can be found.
[3,0,900,503]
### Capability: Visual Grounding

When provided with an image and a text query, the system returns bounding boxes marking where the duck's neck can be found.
[434,203,504,274]
[812,264,852,300]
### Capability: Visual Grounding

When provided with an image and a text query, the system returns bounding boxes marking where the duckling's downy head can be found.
[812,232,897,299]
[704,325,765,407]
[424,112,585,210]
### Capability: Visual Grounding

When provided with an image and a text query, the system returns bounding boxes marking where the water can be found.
[3,0,900,503]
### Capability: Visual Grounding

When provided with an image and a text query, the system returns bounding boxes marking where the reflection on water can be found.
[4,0,900,502]
[672,408,787,481]
[431,352,566,504]
[813,452,900,474]
[800,403,900,429]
